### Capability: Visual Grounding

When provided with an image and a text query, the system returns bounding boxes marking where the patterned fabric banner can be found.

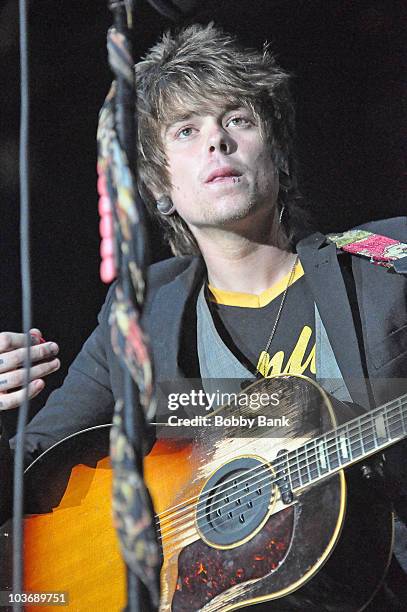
[96,24,160,609]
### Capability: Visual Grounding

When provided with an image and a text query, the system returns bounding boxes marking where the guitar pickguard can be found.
[173,507,294,611]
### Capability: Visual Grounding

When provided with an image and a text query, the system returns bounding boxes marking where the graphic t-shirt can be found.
[207,261,316,379]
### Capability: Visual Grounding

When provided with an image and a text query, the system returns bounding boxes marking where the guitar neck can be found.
[287,393,407,491]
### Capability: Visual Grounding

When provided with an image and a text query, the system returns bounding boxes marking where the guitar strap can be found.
[327,229,407,274]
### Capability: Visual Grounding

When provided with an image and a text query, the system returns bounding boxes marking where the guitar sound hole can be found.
[197,457,274,547]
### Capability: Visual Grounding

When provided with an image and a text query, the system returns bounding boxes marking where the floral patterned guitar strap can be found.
[327,229,407,274]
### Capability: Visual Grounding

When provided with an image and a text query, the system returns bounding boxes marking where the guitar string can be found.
[158,408,403,544]
[157,400,404,532]
[157,406,406,547]
[157,403,406,535]
[156,394,406,525]
[160,453,399,545]
[163,483,282,547]
[157,399,405,526]
[158,406,405,546]
[157,405,405,540]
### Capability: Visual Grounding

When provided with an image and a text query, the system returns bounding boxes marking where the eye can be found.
[225,115,252,128]
[176,126,194,139]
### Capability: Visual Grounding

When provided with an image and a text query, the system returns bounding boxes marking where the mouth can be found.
[205,167,243,184]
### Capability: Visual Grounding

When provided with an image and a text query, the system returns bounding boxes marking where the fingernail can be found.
[49,343,59,354]
[31,331,46,345]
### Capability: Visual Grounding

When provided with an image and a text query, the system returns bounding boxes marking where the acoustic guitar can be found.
[1,374,406,611]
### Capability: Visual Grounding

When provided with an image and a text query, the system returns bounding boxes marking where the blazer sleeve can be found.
[0,286,116,525]
[10,284,117,467]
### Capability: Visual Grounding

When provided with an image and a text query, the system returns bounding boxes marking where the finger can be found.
[0,342,59,374]
[0,329,44,354]
[0,379,44,411]
[0,332,27,354]
[29,329,45,345]
[0,358,60,392]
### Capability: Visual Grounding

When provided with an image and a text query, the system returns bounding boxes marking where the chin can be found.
[200,208,252,227]
[187,192,271,229]
[209,196,256,223]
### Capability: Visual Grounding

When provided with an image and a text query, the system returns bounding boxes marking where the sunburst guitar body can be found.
[1,375,399,611]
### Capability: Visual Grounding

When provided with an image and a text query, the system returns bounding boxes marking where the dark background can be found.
[0,0,405,419]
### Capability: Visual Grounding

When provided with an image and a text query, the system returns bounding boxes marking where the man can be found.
[1,23,406,610]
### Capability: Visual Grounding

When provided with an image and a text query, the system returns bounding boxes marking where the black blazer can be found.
[2,217,407,522]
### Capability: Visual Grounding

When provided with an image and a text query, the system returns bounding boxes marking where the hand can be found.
[0,329,60,411]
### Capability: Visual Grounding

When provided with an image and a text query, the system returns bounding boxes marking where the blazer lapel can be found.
[147,257,205,382]
[297,233,372,409]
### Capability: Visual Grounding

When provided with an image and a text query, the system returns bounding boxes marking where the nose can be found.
[206,123,236,155]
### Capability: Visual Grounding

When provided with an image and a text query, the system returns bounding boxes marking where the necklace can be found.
[255,254,299,378]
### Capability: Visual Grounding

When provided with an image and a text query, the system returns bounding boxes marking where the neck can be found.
[195,226,296,294]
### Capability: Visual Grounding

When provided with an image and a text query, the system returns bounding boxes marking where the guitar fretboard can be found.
[285,393,407,491]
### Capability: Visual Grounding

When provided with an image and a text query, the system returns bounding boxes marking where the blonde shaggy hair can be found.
[135,23,304,255]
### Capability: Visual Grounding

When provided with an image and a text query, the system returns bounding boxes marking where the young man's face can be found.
[161,103,279,235]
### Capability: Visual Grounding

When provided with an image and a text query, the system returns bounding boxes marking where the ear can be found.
[156,195,176,216]
[273,149,290,176]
